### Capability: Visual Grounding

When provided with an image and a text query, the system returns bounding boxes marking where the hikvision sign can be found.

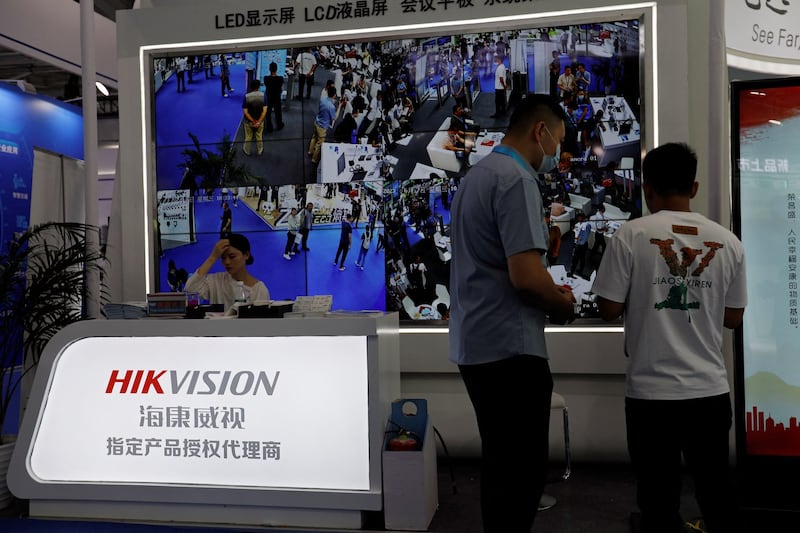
[105,369,280,395]
[27,335,371,490]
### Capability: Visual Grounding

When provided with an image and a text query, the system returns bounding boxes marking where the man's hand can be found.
[549,286,577,325]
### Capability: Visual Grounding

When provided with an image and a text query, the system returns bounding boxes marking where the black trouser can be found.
[571,242,588,275]
[298,73,314,99]
[459,355,553,533]
[591,232,606,256]
[626,394,739,533]
[284,232,296,255]
[266,97,284,130]
[300,228,310,250]
[176,71,185,92]
[494,89,506,115]
[334,242,349,267]
[221,73,232,95]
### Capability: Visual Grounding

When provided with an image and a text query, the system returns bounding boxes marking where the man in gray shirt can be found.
[241,79,266,156]
[449,94,576,533]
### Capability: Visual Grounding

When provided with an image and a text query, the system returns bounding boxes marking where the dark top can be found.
[242,90,265,120]
[264,75,284,107]
[221,207,232,229]
[334,113,358,143]
[339,220,353,244]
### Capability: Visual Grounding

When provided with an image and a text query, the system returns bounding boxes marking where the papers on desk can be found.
[548,265,595,304]
[325,310,385,318]
[204,313,236,320]
[293,295,333,313]
[104,302,148,319]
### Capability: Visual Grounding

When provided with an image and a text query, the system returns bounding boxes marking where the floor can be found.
[4,459,783,533]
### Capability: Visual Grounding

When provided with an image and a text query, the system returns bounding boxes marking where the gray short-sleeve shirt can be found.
[448,147,550,365]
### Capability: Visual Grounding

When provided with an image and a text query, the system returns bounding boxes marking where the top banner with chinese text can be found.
[123,0,631,53]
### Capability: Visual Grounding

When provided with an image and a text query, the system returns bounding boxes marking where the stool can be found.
[550,392,571,482]
[538,392,572,512]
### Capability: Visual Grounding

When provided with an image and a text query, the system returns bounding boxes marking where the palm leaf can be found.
[0,222,107,434]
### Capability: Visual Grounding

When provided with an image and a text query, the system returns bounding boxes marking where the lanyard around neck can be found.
[492,144,532,174]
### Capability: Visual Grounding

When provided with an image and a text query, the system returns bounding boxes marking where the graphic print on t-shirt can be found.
[650,238,723,318]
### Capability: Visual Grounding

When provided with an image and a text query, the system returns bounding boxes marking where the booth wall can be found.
[114,0,731,462]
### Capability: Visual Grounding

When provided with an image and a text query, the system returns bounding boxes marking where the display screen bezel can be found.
[731,76,800,510]
[143,8,653,325]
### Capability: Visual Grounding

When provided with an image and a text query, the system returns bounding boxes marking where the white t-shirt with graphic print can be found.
[592,210,747,400]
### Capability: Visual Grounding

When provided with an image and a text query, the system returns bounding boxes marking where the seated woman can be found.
[397,94,415,133]
[334,111,358,143]
[184,233,269,311]
[443,126,472,173]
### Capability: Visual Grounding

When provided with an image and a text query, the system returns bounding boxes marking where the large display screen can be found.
[733,78,800,458]
[153,20,643,320]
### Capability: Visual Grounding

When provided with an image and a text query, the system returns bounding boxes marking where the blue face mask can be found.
[535,126,561,174]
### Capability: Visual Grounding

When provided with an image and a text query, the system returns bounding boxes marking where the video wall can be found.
[152,18,643,320]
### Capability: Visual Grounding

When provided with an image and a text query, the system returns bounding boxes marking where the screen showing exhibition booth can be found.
[149,9,646,323]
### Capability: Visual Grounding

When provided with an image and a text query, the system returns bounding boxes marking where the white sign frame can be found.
[9,315,400,527]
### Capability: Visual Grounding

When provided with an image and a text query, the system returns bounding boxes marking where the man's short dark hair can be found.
[642,142,697,196]
[507,93,566,135]
[249,79,262,92]
[269,61,278,73]
[327,86,337,98]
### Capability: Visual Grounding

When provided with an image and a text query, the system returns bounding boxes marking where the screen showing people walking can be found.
[153,19,643,321]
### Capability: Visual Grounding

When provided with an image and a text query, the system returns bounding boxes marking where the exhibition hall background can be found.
[0,0,759,463]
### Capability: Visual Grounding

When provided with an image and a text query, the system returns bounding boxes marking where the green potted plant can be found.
[0,222,106,508]
[178,131,260,193]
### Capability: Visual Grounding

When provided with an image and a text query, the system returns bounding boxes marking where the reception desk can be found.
[589,96,641,168]
[9,314,400,529]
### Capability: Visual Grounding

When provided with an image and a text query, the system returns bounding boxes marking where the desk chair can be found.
[538,392,572,511]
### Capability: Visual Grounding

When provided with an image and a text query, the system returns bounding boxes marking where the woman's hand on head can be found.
[212,239,230,259]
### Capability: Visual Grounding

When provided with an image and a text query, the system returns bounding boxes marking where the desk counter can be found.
[9,314,400,529]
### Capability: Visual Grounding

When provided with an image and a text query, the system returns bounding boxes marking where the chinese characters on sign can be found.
[215,0,535,29]
[106,437,281,460]
[139,405,246,429]
[0,142,20,155]
[737,158,791,173]
[107,405,281,460]
[745,0,791,16]
[789,194,798,327]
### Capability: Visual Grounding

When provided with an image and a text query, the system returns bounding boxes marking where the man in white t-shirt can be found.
[589,203,608,256]
[592,143,747,533]
[490,54,507,118]
[557,65,575,101]
[294,47,317,100]
[175,56,187,93]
